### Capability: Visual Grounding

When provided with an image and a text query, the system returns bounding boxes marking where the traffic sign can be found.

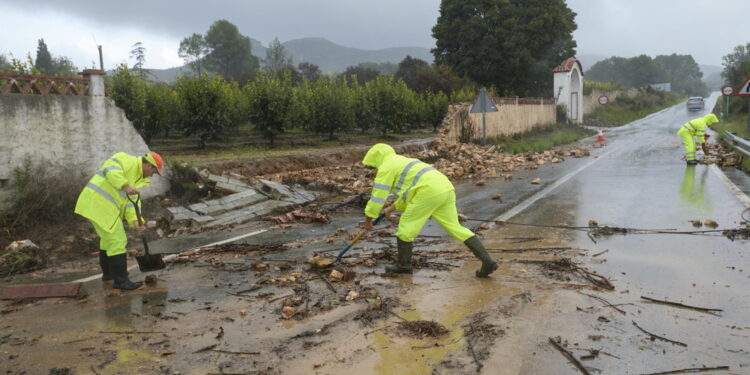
[721,85,735,96]
[470,88,499,113]
[738,76,750,96]
[597,95,609,105]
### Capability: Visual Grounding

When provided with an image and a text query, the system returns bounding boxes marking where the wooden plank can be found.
[1,283,82,299]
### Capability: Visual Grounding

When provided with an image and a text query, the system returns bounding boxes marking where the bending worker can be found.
[677,113,718,166]
[361,143,497,277]
[75,152,164,291]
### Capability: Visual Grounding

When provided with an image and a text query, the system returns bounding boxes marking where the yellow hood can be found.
[704,113,719,125]
[362,143,396,168]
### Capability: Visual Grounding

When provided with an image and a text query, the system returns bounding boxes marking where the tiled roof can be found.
[552,57,583,74]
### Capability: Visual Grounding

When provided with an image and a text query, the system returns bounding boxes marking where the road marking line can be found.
[74,229,269,283]
[709,164,750,209]
[494,146,619,222]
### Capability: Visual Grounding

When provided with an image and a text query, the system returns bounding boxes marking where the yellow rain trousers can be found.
[362,143,474,243]
[677,113,718,161]
[74,152,150,256]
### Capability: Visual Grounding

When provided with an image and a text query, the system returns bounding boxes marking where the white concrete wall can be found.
[441,101,556,144]
[0,93,168,209]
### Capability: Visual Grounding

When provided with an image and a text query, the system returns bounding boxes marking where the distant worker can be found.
[75,152,164,291]
[596,127,606,147]
[360,143,497,277]
[677,113,718,166]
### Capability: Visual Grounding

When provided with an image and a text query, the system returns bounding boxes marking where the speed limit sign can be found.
[597,95,609,105]
[722,85,735,96]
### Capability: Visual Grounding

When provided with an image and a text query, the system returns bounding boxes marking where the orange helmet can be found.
[144,152,164,176]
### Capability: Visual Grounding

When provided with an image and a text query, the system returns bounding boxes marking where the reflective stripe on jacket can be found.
[677,113,719,144]
[362,143,454,218]
[74,152,150,232]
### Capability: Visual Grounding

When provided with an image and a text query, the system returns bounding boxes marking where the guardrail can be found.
[724,131,750,156]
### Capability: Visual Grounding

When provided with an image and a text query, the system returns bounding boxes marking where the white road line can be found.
[709,164,750,209]
[494,146,620,222]
[73,228,269,283]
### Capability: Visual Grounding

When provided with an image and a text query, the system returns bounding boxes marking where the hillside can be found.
[145,37,433,82]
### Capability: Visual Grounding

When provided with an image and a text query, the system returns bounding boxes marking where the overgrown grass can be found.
[487,123,596,154]
[0,159,88,274]
[709,111,750,171]
[152,127,432,164]
[711,114,748,139]
[585,90,684,126]
[3,159,87,233]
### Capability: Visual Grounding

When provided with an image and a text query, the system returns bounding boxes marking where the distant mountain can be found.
[280,37,433,73]
[142,37,433,82]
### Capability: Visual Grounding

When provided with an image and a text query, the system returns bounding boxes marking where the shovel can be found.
[127,194,166,272]
[336,212,387,262]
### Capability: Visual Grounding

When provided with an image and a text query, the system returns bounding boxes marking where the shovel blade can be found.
[136,254,166,272]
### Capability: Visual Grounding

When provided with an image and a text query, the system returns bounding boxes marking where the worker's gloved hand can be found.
[122,185,141,195]
[383,205,398,223]
[360,217,374,231]
[131,221,146,235]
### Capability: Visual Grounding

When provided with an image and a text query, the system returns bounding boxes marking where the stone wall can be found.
[440,99,557,144]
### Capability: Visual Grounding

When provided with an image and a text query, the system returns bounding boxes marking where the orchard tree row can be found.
[107,66,476,147]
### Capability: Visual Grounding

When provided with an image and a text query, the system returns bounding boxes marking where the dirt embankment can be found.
[202,141,434,178]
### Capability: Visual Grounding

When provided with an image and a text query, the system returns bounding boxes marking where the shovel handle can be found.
[336,213,385,261]
[126,194,151,256]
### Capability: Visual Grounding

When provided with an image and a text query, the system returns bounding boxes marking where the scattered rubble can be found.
[166,176,318,229]
[396,320,449,337]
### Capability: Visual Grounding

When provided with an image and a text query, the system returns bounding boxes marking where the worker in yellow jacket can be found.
[361,143,497,277]
[677,113,718,166]
[75,152,164,291]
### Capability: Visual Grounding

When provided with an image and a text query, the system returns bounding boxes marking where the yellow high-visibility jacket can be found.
[74,152,151,233]
[677,113,719,143]
[362,143,454,218]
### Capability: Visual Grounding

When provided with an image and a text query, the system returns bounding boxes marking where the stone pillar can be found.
[81,69,106,96]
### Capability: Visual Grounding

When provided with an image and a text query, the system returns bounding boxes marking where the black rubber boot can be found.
[110,253,144,291]
[99,250,113,284]
[464,236,498,278]
[385,238,413,274]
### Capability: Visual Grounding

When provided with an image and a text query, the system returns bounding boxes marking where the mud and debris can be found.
[396,320,449,338]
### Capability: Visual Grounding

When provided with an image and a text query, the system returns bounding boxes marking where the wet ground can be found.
[2,93,750,375]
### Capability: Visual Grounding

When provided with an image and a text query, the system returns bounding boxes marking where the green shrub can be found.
[488,123,595,154]
[4,158,86,233]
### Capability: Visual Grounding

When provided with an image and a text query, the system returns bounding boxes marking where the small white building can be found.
[553,57,584,124]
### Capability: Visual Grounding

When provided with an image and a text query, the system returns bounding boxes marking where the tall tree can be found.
[298,62,321,81]
[395,56,431,91]
[129,42,146,75]
[0,54,10,71]
[722,42,750,89]
[654,54,706,96]
[34,39,53,74]
[178,33,209,75]
[263,37,293,72]
[340,65,380,86]
[203,19,259,82]
[432,0,577,96]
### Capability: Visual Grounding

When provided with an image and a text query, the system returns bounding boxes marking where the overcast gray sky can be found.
[0,0,747,71]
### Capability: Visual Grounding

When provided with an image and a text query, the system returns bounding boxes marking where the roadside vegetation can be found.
[584,87,684,126]
[489,123,595,154]
[711,40,750,171]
